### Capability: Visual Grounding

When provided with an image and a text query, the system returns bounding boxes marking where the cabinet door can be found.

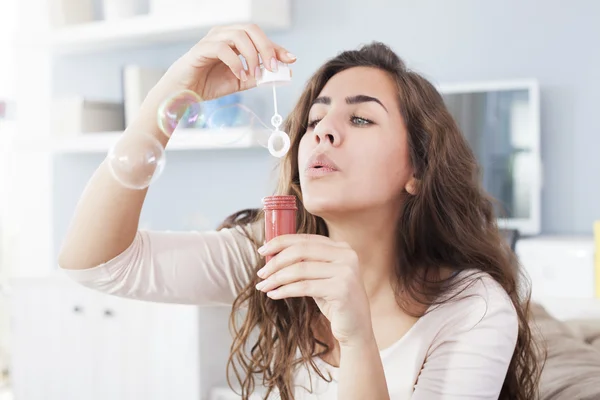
[10,278,203,400]
[57,281,95,400]
[88,290,129,400]
[87,294,203,400]
[143,302,202,400]
[10,278,94,400]
[10,279,60,400]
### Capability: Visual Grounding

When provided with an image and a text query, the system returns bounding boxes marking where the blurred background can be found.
[0,0,599,399]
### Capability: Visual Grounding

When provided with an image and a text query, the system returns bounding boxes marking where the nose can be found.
[312,115,342,147]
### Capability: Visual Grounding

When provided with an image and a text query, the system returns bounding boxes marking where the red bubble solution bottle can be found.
[262,195,297,263]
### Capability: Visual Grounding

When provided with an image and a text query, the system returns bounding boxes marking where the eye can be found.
[307,118,322,129]
[351,115,374,126]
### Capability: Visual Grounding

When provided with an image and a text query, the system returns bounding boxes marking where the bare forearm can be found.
[58,85,171,270]
[338,335,390,400]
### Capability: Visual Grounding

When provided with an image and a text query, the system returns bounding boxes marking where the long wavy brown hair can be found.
[219,42,545,399]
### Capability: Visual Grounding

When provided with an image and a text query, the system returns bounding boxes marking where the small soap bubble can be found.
[157,90,203,137]
[205,103,271,147]
[107,133,166,190]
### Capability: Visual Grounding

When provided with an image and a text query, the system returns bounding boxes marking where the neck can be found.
[323,208,399,302]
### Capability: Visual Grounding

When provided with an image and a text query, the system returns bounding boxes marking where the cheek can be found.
[355,142,412,192]
[297,133,311,168]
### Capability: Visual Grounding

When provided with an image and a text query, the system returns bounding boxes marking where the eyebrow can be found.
[312,95,388,113]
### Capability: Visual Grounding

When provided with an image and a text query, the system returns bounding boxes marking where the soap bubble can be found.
[205,103,271,147]
[155,90,291,157]
[107,133,166,190]
[157,90,203,137]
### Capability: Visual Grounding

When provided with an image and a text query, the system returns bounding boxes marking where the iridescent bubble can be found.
[157,90,203,137]
[205,103,271,147]
[107,133,166,190]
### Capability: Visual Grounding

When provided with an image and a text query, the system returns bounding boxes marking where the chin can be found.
[301,188,337,213]
[301,191,359,218]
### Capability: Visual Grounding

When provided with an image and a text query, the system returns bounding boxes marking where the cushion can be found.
[530,302,600,400]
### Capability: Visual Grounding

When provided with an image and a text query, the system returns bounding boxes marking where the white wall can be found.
[53,0,600,234]
[0,0,19,379]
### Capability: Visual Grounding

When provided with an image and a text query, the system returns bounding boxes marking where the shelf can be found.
[11,128,265,154]
[54,128,265,153]
[50,0,291,55]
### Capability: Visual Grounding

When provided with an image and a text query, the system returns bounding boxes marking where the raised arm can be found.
[58,24,295,272]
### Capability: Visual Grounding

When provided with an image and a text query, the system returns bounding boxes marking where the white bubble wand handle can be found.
[271,86,282,128]
[256,61,292,158]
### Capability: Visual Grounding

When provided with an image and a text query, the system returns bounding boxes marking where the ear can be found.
[405,176,418,195]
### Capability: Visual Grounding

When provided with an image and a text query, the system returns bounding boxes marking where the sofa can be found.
[531,303,600,399]
[503,229,600,399]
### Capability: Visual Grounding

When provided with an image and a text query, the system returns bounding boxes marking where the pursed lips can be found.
[305,153,340,177]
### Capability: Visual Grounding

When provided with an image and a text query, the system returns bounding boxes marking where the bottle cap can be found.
[256,61,292,86]
[262,195,297,210]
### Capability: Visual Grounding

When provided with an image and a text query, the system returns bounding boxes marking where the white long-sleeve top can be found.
[61,223,518,399]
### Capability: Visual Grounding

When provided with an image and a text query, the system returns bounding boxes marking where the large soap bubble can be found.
[107,133,166,190]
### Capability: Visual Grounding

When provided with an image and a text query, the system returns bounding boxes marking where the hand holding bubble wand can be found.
[106,26,296,190]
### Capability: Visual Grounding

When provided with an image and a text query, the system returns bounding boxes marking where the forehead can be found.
[317,67,398,103]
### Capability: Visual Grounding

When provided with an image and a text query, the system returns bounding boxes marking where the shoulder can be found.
[427,270,519,348]
[409,271,520,396]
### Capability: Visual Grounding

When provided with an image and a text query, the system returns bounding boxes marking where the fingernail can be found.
[286,52,296,60]
[255,280,267,291]
[257,267,266,278]
[240,69,248,82]
[257,245,266,254]
[270,57,278,72]
[255,65,261,79]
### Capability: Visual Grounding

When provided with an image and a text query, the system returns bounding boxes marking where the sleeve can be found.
[59,222,263,306]
[412,279,519,399]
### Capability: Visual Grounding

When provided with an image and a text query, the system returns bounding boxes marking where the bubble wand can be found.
[256,61,292,158]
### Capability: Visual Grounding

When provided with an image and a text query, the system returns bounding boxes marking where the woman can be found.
[59,24,542,399]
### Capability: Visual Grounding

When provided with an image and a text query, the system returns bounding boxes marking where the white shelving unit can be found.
[7,0,292,399]
[50,0,291,54]
[54,128,265,153]
[13,128,267,154]
[10,0,291,279]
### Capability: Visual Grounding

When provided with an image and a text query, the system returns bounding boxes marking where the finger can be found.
[256,261,336,292]
[274,46,297,64]
[215,28,261,78]
[266,278,331,300]
[258,241,340,279]
[258,233,333,257]
[240,24,294,72]
[191,40,246,81]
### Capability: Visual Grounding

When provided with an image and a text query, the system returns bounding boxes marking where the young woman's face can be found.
[298,67,415,217]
